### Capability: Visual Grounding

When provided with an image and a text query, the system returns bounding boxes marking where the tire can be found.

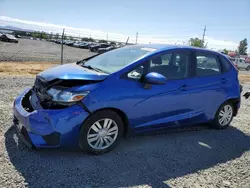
[210,101,234,129]
[246,66,250,71]
[79,110,124,154]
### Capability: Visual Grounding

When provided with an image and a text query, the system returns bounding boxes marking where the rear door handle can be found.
[221,78,227,83]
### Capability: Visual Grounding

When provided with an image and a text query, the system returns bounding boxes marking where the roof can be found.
[134,44,221,55]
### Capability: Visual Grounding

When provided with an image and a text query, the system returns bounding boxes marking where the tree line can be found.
[189,37,248,55]
[12,30,110,43]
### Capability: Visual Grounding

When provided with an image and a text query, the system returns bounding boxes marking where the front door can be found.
[120,50,193,132]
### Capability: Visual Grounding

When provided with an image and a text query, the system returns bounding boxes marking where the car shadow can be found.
[5,124,250,188]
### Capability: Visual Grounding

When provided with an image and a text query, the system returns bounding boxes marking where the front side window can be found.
[127,51,190,80]
[196,52,221,76]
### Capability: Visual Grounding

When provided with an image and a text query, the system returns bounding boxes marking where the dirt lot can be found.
[0,39,95,63]
[0,75,250,187]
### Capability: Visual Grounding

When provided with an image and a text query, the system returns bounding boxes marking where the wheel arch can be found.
[85,107,131,137]
[214,97,240,119]
[227,98,240,116]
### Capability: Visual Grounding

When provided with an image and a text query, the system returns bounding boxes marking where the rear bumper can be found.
[13,88,89,148]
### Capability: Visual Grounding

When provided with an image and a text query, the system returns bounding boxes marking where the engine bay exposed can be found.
[31,76,99,109]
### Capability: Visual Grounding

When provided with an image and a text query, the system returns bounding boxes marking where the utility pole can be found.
[202,25,206,48]
[61,28,65,65]
[125,37,129,45]
[135,32,138,44]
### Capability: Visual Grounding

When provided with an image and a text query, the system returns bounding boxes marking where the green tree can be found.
[81,37,90,41]
[88,37,95,42]
[13,30,27,37]
[31,32,40,38]
[82,37,95,42]
[238,38,248,55]
[222,48,231,55]
[189,38,204,48]
[98,39,108,43]
[40,32,48,39]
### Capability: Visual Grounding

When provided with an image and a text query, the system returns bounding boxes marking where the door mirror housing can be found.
[142,72,167,85]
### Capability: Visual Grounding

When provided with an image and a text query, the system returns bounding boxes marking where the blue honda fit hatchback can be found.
[13,44,241,154]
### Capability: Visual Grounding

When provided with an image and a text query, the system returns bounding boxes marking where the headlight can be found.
[47,88,89,103]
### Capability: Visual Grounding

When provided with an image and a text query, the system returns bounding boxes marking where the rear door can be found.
[187,50,229,123]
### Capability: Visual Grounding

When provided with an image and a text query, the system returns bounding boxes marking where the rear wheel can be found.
[79,110,124,154]
[211,102,234,129]
[246,66,250,71]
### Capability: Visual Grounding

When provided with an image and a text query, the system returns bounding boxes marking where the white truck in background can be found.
[229,57,250,71]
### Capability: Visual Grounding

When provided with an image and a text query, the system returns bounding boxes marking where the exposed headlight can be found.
[47,88,89,102]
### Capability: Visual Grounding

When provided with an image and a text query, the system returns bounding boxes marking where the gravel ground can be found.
[0,39,96,63]
[0,76,250,188]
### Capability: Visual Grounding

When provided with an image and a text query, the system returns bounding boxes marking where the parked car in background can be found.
[65,40,74,46]
[233,58,250,71]
[97,46,115,53]
[78,42,90,49]
[13,44,241,154]
[73,41,82,47]
[0,34,18,43]
[89,43,110,52]
[15,34,22,38]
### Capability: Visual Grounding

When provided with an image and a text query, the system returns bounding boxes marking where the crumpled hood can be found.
[38,63,109,81]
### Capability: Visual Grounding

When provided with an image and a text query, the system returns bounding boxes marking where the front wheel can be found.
[211,102,234,129]
[246,66,250,71]
[79,110,124,154]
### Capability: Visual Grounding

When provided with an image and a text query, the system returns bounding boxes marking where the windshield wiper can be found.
[81,65,109,74]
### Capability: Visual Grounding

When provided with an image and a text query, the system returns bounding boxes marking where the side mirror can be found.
[142,72,167,85]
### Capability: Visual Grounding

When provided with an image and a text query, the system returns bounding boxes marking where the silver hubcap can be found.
[218,105,233,126]
[87,118,118,150]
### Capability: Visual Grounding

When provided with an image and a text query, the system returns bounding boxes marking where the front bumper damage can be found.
[13,88,89,148]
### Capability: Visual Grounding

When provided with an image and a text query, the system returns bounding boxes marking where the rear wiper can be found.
[81,65,109,74]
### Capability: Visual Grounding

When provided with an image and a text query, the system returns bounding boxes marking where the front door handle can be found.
[179,84,187,91]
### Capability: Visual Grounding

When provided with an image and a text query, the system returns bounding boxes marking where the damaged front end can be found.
[13,62,109,148]
[32,76,100,109]
[13,76,101,148]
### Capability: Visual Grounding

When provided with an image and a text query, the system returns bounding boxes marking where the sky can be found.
[0,0,249,52]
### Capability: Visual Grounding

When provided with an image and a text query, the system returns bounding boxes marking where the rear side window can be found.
[195,52,221,76]
[219,56,232,72]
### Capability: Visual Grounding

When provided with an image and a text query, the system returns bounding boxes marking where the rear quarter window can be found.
[219,56,232,72]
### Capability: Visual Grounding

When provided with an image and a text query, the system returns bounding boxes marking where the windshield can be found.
[83,46,156,73]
